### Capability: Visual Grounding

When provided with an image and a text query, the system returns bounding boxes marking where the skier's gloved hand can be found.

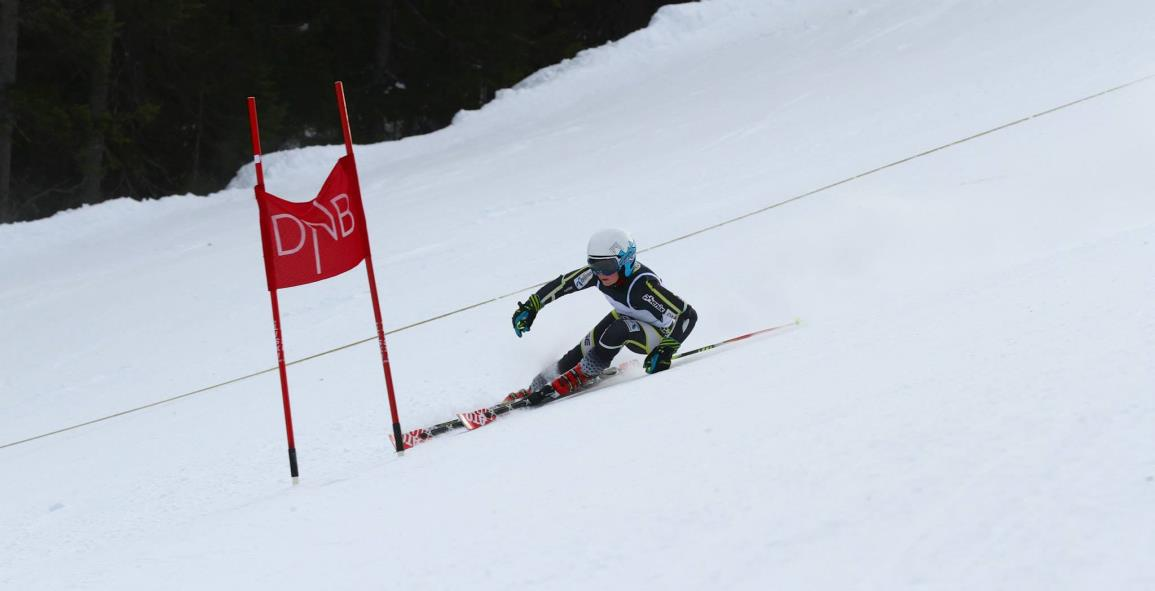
[512,295,541,337]
[644,338,680,374]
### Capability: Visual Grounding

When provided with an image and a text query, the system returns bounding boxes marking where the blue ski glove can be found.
[512,295,542,337]
[644,338,680,374]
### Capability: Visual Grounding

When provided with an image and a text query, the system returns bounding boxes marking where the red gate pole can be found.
[248,97,301,481]
[334,82,406,453]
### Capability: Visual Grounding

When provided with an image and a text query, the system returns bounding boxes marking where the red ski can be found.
[457,408,499,430]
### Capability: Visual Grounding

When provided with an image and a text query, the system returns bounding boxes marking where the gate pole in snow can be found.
[247,97,300,482]
[334,81,406,453]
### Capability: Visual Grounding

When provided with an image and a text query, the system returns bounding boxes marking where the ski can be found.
[391,393,547,449]
[390,417,469,450]
[392,370,621,449]
[456,403,515,431]
[456,367,622,431]
[392,319,800,449]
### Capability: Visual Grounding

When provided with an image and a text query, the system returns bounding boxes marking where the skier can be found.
[506,228,698,404]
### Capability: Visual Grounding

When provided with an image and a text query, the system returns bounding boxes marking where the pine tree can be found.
[0,0,17,223]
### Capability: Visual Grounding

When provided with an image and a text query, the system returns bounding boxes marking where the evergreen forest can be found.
[0,0,678,222]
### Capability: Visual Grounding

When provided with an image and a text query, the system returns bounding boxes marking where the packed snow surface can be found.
[3,0,1154,588]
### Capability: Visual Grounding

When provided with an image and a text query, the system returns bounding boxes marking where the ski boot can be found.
[550,363,593,397]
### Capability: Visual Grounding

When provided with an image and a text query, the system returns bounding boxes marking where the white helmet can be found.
[587,228,637,277]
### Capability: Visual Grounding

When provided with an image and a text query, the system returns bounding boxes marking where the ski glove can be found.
[644,338,680,374]
[512,295,542,337]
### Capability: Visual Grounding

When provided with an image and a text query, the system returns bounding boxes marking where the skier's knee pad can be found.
[599,316,658,356]
[598,317,633,349]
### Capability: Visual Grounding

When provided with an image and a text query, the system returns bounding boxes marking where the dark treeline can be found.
[0,0,679,222]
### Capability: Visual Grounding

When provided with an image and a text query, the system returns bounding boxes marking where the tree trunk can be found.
[78,0,114,207]
[0,0,18,223]
[373,0,396,138]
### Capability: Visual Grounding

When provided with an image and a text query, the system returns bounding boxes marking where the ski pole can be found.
[673,318,801,361]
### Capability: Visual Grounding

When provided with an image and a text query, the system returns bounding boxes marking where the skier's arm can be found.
[533,266,598,307]
[512,267,597,337]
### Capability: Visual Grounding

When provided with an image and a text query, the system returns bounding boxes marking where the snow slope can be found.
[2,0,1155,588]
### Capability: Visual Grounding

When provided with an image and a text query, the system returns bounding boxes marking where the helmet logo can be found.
[587,228,637,277]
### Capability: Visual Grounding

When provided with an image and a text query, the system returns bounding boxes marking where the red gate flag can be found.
[248,84,407,482]
[255,155,368,290]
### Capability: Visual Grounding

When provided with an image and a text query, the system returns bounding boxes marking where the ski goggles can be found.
[587,257,620,276]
